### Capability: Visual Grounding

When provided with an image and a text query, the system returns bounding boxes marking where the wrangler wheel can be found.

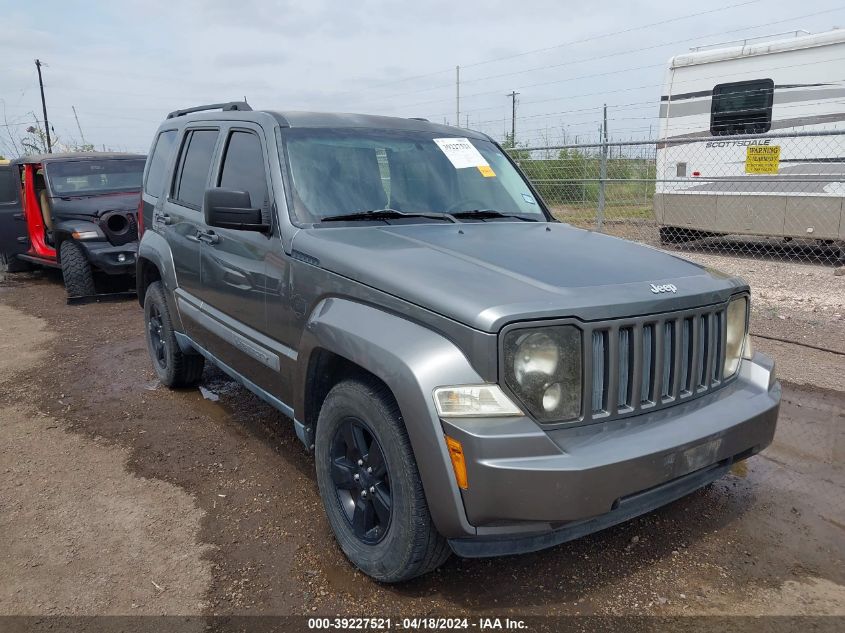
[315,377,451,582]
[59,240,96,297]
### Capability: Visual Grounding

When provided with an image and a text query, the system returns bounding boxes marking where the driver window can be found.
[219,131,269,221]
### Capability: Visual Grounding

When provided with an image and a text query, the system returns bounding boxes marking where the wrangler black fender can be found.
[295,297,481,538]
[51,219,103,251]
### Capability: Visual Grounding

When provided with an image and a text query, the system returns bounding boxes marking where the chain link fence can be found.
[508,130,845,266]
[508,129,845,360]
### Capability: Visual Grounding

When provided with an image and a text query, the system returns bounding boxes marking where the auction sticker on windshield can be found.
[434,138,490,169]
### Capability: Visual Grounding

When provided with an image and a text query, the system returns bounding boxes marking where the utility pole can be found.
[597,103,609,231]
[72,106,87,146]
[35,59,52,153]
[455,65,460,128]
[507,91,519,145]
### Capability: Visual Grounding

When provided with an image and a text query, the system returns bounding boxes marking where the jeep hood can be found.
[47,190,140,220]
[292,222,747,332]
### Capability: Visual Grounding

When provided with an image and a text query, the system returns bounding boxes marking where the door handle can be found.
[196,229,219,245]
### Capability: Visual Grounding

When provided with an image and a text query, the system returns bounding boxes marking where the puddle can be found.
[730,461,748,478]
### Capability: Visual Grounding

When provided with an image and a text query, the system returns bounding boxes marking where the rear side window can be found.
[710,79,774,136]
[173,129,218,209]
[0,167,17,203]
[219,131,268,211]
[144,130,177,197]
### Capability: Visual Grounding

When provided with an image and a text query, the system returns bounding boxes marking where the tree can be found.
[501,133,531,162]
[21,125,50,155]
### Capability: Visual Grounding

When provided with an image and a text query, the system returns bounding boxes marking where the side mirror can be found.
[203,188,268,232]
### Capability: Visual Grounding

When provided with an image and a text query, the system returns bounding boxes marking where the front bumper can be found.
[442,352,780,555]
[76,239,138,275]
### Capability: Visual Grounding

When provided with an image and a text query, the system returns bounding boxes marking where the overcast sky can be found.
[1,0,843,156]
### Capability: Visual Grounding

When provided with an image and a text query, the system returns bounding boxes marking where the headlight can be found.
[724,296,749,378]
[433,385,522,417]
[513,332,559,385]
[504,325,582,422]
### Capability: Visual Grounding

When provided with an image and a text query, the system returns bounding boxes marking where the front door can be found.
[159,127,220,340]
[0,164,25,260]
[199,126,280,393]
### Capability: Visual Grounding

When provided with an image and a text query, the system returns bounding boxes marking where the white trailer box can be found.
[654,30,845,245]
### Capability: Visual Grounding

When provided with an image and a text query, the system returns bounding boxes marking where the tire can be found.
[659,226,687,245]
[0,251,31,273]
[315,377,451,583]
[59,240,96,297]
[143,280,205,387]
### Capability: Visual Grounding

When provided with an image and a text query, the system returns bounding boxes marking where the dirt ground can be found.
[0,270,843,622]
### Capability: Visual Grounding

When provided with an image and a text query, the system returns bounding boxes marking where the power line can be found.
[432,54,845,130]
[331,0,761,99]
[368,7,845,114]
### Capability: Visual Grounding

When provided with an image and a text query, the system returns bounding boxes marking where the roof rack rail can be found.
[408,117,429,122]
[166,101,253,119]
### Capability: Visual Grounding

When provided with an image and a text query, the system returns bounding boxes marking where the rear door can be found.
[0,163,25,258]
[159,127,220,340]
[141,128,178,232]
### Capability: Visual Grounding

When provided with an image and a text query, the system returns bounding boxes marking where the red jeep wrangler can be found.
[0,152,145,297]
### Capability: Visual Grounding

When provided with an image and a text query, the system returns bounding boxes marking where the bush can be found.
[515,148,592,205]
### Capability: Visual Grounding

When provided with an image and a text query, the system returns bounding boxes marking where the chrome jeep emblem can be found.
[650,283,677,294]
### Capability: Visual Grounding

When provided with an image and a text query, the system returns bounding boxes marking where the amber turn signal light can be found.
[445,435,468,490]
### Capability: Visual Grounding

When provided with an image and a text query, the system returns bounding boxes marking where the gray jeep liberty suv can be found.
[137,101,780,582]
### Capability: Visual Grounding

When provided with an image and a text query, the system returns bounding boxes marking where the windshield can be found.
[280,128,546,223]
[45,159,144,196]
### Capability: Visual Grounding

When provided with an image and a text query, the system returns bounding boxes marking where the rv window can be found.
[710,79,774,136]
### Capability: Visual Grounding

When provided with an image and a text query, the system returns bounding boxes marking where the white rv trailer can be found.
[653,30,845,248]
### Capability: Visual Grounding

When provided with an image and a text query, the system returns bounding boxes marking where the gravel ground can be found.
[0,269,843,624]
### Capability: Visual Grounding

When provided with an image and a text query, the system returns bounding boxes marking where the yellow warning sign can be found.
[745,145,780,174]
[477,164,496,178]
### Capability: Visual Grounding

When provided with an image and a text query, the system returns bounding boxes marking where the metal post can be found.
[596,104,608,231]
[456,66,460,128]
[35,59,52,153]
[72,105,87,145]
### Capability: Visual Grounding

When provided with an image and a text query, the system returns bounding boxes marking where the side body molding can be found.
[296,297,482,538]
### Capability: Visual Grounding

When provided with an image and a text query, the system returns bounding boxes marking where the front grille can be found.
[583,303,729,423]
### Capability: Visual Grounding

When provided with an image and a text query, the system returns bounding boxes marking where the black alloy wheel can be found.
[147,301,168,372]
[330,418,392,544]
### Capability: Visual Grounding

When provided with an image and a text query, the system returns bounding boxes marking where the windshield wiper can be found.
[320,208,457,223]
[450,209,538,221]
